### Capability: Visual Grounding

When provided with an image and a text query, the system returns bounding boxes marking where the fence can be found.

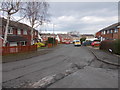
[2,45,37,55]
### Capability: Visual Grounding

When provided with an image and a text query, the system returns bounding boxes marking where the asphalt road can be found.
[2,44,118,88]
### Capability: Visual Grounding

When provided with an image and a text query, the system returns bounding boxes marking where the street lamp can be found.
[52,24,56,47]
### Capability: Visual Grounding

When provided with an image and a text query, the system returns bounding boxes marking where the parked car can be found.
[82,41,92,46]
[91,41,100,47]
[74,40,81,46]
[65,41,70,44]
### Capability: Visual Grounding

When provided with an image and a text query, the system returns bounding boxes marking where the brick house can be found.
[95,22,120,41]
[70,34,80,41]
[40,33,57,42]
[80,34,95,39]
[0,18,39,46]
[58,34,73,43]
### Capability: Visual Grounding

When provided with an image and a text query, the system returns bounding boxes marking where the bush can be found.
[114,39,120,55]
[100,39,120,55]
[47,37,57,45]
[80,38,86,44]
[100,40,114,51]
[34,42,45,48]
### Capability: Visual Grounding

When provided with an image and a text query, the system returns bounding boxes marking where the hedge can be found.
[100,39,120,55]
[45,37,58,47]
[114,39,120,54]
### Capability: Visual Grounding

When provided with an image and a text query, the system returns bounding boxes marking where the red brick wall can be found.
[96,29,120,40]
[95,32,101,38]
[1,25,38,46]
[13,28,17,35]
[101,33,113,39]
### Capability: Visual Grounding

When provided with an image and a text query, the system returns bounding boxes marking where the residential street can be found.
[2,44,118,88]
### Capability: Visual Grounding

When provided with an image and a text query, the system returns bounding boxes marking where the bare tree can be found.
[0,0,21,46]
[22,1,49,45]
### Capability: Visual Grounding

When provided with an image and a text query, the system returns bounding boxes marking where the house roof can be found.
[2,35,28,42]
[40,33,57,37]
[100,22,120,32]
[81,34,94,36]
[0,17,37,31]
[58,34,73,40]
[71,34,79,37]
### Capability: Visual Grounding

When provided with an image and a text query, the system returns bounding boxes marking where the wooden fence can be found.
[2,45,37,55]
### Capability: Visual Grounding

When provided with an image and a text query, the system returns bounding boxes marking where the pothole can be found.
[24,63,86,88]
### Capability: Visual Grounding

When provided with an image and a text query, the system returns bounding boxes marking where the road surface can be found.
[2,44,118,88]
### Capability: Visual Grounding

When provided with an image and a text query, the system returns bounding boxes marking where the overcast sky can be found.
[41,2,118,34]
[1,2,118,34]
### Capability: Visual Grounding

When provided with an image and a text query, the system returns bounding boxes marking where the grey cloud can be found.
[47,2,118,34]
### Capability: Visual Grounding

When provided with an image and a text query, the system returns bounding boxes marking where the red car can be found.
[91,41,100,47]
[65,41,70,44]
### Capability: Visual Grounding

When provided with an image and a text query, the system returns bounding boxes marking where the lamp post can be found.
[52,24,56,47]
[52,24,54,47]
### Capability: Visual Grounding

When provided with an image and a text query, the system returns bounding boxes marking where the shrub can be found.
[114,39,120,55]
[80,38,86,44]
[100,40,114,51]
[34,42,45,48]
[47,37,57,45]
[100,39,120,55]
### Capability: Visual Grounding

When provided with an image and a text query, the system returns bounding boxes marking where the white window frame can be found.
[101,31,104,34]
[107,30,109,34]
[103,31,106,34]
[23,30,27,35]
[110,30,113,33]
[17,29,21,35]
[8,27,13,34]
[10,42,17,46]
[114,29,118,33]
[20,41,26,46]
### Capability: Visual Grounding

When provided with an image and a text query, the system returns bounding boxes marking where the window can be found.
[10,42,17,46]
[23,30,27,35]
[114,29,118,33]
[107,30,109,34]
[103,31,106,34]
[35,31,37,36]
[17,29,21,35]
[102,31,104,34]
[110,30,113,33]
[21,41,26,46]
[8,27,13,34]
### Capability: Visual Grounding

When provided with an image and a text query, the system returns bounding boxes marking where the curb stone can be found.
[89,49,120,66]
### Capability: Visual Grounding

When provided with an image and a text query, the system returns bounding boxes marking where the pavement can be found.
[88,46,120,66]
[2,45,60,63]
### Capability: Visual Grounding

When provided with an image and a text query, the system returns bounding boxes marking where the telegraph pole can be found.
[53,24,55,47]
